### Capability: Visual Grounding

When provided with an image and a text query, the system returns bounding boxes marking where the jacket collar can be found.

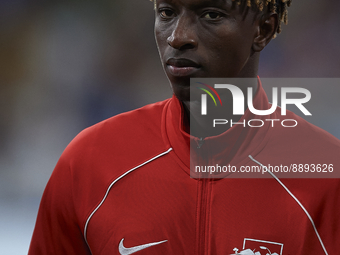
[163,78,275,178]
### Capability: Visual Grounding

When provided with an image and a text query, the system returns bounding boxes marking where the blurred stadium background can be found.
[0,0,339,254]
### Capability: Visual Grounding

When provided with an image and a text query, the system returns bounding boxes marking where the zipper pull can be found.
[197,137,205,149]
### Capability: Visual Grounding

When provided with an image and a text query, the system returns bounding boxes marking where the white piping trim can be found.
[84,148,173,248]
[248,155,329,255]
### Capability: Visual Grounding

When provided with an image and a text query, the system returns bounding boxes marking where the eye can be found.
[160,9,175,19]
[203,11,222,20]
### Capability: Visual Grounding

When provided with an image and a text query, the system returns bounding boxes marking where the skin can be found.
[154,0,278,136]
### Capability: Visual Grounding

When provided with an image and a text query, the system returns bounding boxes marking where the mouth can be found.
[166,58,201,77]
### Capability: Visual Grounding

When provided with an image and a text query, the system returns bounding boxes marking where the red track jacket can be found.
[29,82,340,255]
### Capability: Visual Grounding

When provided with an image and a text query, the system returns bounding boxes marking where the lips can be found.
[166,58,201,77]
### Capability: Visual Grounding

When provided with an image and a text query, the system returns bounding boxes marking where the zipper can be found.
[197,137,205,149]
[195,137,210,255]
[197,178,209,255]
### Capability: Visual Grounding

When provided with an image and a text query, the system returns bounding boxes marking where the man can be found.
[29,0,340,254]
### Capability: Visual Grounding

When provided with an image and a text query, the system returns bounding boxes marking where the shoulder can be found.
[74,99,169,143]
[64,98,171,162]
[258,109,340,171]
[272,110,340,153]
[45,99,173,226]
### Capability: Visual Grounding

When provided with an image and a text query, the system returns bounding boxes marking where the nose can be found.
[167,16,198,50]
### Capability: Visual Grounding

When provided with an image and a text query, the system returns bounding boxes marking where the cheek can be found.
[218,32,253,62]
[202,39,252,77]
[154,28,162,51]
[154,23,169,54]
[205,38,245,63]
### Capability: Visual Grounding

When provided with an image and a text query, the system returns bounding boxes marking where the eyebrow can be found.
[187,0,232,11]
[191,0,233,12]
[157,0,230,8]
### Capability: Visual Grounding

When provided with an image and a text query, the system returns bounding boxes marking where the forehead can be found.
[156,0,232,9]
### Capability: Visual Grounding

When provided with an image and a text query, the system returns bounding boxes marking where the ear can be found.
[252,12,278,52]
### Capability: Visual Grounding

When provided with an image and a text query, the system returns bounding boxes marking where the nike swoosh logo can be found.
[119,238,167,255]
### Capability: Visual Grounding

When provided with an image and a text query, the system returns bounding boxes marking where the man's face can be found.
[154,0,260,101]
